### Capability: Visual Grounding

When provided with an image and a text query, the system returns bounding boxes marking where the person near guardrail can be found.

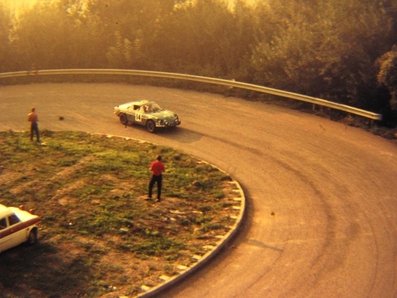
[147,155,165,202]
[27,107,40,143]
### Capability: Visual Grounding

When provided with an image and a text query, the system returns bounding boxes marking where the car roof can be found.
[130,99,150,105]
[130,99,156,106]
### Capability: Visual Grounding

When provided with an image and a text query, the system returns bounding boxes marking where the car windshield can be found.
[8,214,20,225]
[0,217,6,230]
[147,103,162,113]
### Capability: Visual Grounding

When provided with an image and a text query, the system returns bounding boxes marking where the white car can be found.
[0,204,40,253]
[114,99,181,133]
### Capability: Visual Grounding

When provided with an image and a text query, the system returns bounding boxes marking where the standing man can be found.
[28,107,40,143]
[148,155,165,202]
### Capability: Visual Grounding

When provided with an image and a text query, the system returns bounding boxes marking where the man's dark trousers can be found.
[149,174,162,200]
[31,122,40,142]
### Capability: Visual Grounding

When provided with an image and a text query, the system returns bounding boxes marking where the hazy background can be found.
[0,0,397,125]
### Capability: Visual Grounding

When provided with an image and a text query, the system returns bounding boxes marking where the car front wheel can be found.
[27,229,38,245]
[119,114,128,126]
[146,120,156,133]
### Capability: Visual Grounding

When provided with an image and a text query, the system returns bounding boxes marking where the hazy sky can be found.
[1,0,38,11]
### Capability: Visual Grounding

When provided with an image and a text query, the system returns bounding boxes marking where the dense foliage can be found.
[1,0,397,124]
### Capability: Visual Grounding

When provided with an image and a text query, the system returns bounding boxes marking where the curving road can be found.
[1,83,397,298]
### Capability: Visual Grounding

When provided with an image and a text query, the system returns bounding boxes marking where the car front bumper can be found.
[156,119,181,128]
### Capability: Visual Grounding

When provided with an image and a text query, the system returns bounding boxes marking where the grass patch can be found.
[0,130,241,297]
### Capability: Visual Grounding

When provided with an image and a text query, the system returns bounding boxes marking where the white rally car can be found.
[114,99,181,133]
[0,204,40,253]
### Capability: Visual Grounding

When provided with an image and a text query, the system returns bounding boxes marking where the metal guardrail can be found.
[0,68,382,121]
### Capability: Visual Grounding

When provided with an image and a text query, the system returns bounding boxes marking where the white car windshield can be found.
[146,103,162,113]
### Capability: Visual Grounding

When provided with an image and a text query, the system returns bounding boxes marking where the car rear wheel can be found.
[27,229,38,245]
[146,120,156,133]
[119,114,128,126]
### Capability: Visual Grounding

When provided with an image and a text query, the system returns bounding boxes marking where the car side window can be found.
[8,214,20,226]
[0,217,6,230]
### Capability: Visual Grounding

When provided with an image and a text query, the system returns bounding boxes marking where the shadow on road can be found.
[152,126,204,144]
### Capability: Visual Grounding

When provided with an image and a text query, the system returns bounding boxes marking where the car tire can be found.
[27,229,38,245]
[119,114,128,126]
[146,120,156,133]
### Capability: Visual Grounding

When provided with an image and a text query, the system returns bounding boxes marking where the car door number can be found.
[135,112,143,122]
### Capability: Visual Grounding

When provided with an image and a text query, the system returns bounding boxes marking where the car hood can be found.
[150,110,178,119]
[114,103,131,113]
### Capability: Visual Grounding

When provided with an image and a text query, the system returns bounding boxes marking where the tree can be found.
[377,45,397,110]
[84,0,180,69]
[248,0,395,108]
[9,0,104,69]
[0,2,13,71]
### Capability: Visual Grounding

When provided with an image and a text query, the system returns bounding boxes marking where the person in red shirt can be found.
[148,155,165,202]
[27,107,40,143]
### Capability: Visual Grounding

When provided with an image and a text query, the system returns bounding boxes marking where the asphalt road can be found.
[1,83,397,298]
